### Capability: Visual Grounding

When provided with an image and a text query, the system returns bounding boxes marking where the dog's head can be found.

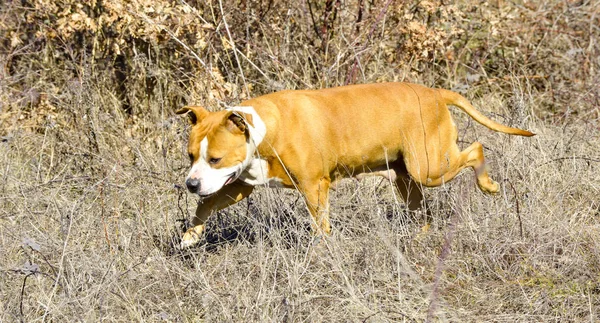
[177,106,254,196]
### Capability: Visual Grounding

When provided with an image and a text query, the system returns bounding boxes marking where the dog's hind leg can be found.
[395,171,424,210]
[387,161,424,210]
[180,181,254,248]
[407,141,499,194]
[464,142,500,193]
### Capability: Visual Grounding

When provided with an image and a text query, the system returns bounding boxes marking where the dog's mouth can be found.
[196,171,240,197]
[224,172,238,186]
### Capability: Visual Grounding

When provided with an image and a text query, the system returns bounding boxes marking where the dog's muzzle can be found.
[185,171,238,197]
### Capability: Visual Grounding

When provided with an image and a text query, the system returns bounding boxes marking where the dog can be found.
[176,82,534,247]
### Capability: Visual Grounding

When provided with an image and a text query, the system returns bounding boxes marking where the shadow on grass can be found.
[159,188,453,260]
[161,197,314,259]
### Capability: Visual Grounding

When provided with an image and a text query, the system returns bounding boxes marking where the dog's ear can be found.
[225,111,253,134]
[176,106,209,125]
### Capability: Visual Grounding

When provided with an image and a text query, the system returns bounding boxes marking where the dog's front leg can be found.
[180,181,254,248]
[301,177,332,235]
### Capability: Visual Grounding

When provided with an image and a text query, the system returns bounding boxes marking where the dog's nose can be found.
[185,178,200,193]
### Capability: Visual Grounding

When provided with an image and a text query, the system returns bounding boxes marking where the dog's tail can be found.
[439,89,535,137]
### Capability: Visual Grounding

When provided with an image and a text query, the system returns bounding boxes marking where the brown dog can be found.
[177,82,534,247]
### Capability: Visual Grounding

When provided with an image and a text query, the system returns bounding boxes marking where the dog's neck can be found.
[226,105,266,154]
[226,106,283,187]
[227,105,266,164]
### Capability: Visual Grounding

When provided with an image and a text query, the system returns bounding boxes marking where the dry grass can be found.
[1,0,599,322]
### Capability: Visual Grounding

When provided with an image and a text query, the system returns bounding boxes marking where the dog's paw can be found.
[478,179,500,194]
[179,225,205,249]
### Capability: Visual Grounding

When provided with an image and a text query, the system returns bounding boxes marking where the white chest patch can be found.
[238,158,284,187]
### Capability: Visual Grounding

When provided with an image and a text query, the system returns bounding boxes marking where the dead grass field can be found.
[1,0,599,322]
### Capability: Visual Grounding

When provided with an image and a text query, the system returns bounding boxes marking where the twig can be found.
[130,9,234,103]
[219,0,250,97]
[20,273,34,323]
[537,27,585,37]
[507,180,524,238]
[345,0,394,85]
[486,74,546,83]
[132,10,210,74]
[10,263,61,322]
[100,181,112,250]
[426,185,464,323]
[41,178,107,320]
[175,184,190,232]
[306,0,321,41]
[221,37,272,82]
[537,156,600,168]
[362,309,412,322]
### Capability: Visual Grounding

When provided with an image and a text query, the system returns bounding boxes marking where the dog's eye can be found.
[209,157,222,165]
[188,153,194,163]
